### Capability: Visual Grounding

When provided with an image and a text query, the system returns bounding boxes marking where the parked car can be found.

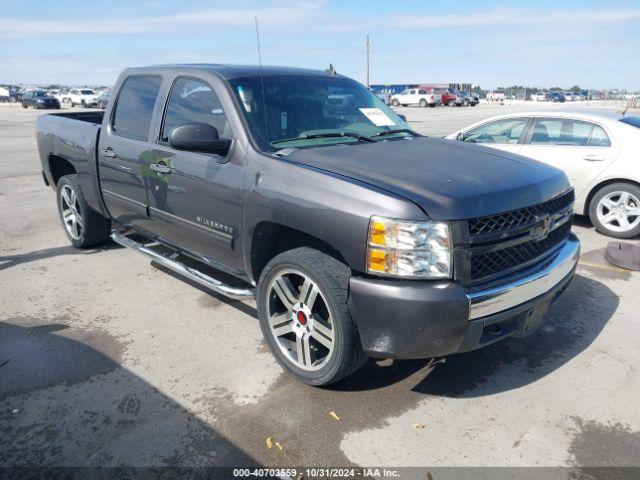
[533,92,547,102]
[440,88,459,106]
[21,90,61,109]
[456,91,479,106]
[36,64,579,386]
[0,87,9,102]
[545,91,566,102]
[390,87,440,107]
[96,90,112,109]
[9,88,23,103]
[447,111,640,238]
[66,88,98,107]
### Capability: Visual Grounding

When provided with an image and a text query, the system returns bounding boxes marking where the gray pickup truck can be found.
[36,64,580,385]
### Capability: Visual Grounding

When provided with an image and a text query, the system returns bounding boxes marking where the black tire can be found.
[257,247,366,386]
[56,175,111,248]
[391,99,399,107]
[588,182,640,239]
[419,99,427,107]
[21,103,27,109]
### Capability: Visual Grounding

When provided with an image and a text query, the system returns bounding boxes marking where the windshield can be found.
[229,75,410,151]
[81,89,94,95]
[620,116,640,129]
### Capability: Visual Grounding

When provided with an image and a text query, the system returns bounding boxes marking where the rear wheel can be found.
[589,183,640,238]
[419,99,427,107]
[257,247,366,386]
[57,175,111,248]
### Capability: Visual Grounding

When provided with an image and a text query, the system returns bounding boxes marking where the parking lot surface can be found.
[1,102,639,473]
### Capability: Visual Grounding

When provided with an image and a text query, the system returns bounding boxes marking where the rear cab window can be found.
[111,75,163,141]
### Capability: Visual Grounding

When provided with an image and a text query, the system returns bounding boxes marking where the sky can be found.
[1,0,639,89]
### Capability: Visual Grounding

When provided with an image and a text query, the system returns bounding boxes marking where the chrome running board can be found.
[111,232,255,300]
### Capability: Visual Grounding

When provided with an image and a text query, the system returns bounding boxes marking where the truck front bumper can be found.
[348,234,580,359]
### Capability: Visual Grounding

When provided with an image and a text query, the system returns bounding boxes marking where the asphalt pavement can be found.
[1,101,639,476]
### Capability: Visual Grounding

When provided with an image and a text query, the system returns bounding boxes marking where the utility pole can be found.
[366,34,370,87]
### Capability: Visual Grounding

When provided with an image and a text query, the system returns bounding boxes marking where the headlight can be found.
[367,216,452,278]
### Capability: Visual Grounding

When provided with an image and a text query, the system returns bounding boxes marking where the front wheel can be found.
[589,183,640,239]
[57,175,111,248]
[391,99,399,107]
[257,248,366,386]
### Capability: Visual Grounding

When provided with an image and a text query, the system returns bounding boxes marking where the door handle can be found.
[149,163,173,174]
[583,154,605,162]
[101,147,117,158]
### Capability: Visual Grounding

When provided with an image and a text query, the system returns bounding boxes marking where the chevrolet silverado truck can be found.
[36,65,580,386]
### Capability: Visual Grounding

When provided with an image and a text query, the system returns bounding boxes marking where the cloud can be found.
[0,2,322,38]
[317,8,640,32]
[1,5,639,39]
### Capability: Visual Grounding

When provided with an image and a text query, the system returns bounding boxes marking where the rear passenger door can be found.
[518,117,617,197]
[98,74,163,233]
[147,76,245,272]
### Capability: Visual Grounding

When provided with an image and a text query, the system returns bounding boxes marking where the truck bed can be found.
[44,110,105,124]
[36,110,106,217]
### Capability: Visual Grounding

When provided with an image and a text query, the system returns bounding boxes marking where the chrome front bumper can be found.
[467,234,580,320]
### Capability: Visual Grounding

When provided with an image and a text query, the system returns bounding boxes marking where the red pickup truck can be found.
[420,86,458,106]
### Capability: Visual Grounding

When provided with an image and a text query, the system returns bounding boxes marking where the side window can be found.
[463,118,528,144]
[112,75,162,141]
[409,89,416,95]
[161,77,231,144]
[588,125,611,147]
[418,89,426,95]
[530,118,592,146]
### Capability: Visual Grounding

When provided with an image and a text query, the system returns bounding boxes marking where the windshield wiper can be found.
[271,131,375,145]
[372,128,417,138]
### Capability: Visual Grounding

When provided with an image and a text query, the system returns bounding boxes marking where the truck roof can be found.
[137,64,345,80]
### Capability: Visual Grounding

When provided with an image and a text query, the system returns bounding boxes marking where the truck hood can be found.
[285,136,570,220]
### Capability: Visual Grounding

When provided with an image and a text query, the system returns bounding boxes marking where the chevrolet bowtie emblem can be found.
[531,214,552,241]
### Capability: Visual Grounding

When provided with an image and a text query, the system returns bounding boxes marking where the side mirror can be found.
[169,123,231,156]
[456,132,465,141]
[397,114,407,123]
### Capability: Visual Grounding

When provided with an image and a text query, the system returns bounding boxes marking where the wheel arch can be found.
[250,221,348,282]
[583,178,640,215]
[48,154,77,186]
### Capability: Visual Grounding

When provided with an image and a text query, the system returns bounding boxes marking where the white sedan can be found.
[447,111,640,238]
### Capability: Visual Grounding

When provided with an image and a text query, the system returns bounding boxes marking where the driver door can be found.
[459,117,531,155]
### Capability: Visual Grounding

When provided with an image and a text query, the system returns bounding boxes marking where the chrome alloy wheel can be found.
[267,269,335,371]
[60,184,84,240]
[596,191,640,233]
